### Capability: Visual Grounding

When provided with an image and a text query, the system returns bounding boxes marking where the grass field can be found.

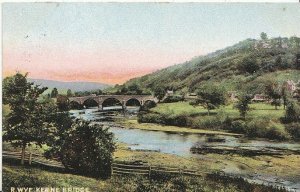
[151,102,285,120]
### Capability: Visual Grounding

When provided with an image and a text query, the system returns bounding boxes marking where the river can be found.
[69,107,300,191]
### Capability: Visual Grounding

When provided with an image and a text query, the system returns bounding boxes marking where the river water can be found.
[69,107,300,191]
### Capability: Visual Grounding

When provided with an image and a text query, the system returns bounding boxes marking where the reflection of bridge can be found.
[68,95,157,110]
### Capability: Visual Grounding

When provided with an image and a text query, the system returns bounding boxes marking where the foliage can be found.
[285,123,300,140]
[264,79,282,109]
[235,93,253,119]
[260,32,268,41]
[284,99,300,123]
[56,95,69,111]
[118,36,300,93]
[48,120,115,178]
[50,88,58,98]
[191,83,226,115]
[66,89,73,97]
[140,100,157,111]
[74,89,103,97]
[2,72,57,164]
[153,86,166,102]
[163,95,184,103]
[237,55,259,74]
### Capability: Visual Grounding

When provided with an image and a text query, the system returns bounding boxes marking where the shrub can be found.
[165,115,188,127]
[285,100,300,123]
[60,120,115,178]
[191,116,222,130]
[163,96,184,103]
[230,120,247,133]
[285,123,300,140]
[266,124,289,141]
[137,112,165,124]
[140,100,156,111]
[246,118,269,138]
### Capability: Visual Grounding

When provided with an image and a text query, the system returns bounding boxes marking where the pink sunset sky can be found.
[3,3,300,85]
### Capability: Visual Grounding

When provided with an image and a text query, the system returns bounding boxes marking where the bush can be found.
[137,112,165,124]
[191,116,222,130]
[60,120,115,178]
[230,120,247,133]
[165,115,188,127]
[140,100,156,111]
[265,124,289,141]
[285,100,300,123]
[163,96,184,103]
[285,123,300,140]
[246,118,269,138]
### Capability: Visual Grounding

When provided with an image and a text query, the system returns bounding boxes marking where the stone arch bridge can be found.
[68,95,157,110]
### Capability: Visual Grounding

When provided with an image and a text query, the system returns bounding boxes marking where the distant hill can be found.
[112,36,300,94]
[28,79,111,94]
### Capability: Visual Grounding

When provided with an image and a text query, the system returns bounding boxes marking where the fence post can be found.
[111,164,114,176]
[149,165,151,179]
[29,153,32,165]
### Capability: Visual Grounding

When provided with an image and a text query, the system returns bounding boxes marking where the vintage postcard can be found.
[2,2,300,192]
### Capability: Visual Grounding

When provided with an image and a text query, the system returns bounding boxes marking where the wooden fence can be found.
[112,162,207,177]
[3,151,64,169]
[3,151,208,177]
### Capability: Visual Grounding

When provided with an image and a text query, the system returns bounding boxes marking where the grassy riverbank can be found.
[4,162,288,192]
[118,119,242,136]
[114,142,300,183]
[3,142,299,191]
[137,102,295,141]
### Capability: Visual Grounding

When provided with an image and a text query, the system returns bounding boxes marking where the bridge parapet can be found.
[68,95,156,106]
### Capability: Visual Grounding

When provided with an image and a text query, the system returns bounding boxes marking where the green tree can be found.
[285,100,300,123]
[3,72,56,164]
[237,56,259,74]
[190,83,226,115]
[235,93,253,119]
[265,80,281,110]
[50,120,115,178]
[51,87,58,98]
[128,83,142,95]
[281,82,290,109]
[260,32,268,41]
[153,87,166,102]
[67,89,73,97]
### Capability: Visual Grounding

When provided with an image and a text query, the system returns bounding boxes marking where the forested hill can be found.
[111,36,300,94]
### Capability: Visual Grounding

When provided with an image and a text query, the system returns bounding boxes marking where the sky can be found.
[3,3,300,85]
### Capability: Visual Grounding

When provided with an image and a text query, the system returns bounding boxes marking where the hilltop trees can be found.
[260,32,268,41]
[237,55,259,74]
[3,72,57,164]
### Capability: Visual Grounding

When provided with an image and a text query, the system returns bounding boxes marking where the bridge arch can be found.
[82,98,99,108]
[125,98,141,107]
[101,97,123,108]
[69,100,82,109]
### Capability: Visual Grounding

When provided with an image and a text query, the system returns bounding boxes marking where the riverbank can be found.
[114,142,300,191]
[3,141,300,191]
[137,101,298,141]
[117,119,242,137]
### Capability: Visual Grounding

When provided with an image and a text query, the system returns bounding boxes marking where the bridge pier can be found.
[98,104,103,111]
